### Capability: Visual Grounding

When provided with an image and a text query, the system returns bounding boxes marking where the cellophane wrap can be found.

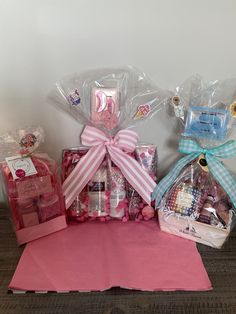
[53,66,170,222]
[154,75,236,248]
[168,74,236,146]
[53,66,171,134]
[0,126,67,245]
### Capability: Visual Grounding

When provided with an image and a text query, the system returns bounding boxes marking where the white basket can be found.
[158,211,231,249]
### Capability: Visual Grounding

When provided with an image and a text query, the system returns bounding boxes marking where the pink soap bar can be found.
[91,88,119,130]
[22,212,39,227]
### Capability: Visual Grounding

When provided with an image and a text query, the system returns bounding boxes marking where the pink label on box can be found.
[5,156,37,180]
[16,176,53,198]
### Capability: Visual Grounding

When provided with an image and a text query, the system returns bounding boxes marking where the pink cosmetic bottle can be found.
[37,192,61,222]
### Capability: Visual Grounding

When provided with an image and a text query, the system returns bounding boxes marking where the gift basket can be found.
[52,66,171,222]
[0,126,67,245]
[152,75,236,248]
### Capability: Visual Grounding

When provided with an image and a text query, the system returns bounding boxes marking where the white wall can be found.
[0,0,236,203]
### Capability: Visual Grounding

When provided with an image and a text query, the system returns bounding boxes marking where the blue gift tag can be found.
[184,106,229,141]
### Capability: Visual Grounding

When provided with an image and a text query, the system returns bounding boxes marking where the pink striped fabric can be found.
[63,126,156,209]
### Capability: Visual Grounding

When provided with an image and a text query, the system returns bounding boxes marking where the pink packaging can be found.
[62,148,130,222]
[91,88,119,130]
[63,144,158,223]
[127,145,157,221]
[0,127,67,245]
[135,145,157,181]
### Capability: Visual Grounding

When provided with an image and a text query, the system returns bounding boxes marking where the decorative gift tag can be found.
[197,154,209,172]
[171,96,185,119]
[230,101,236,117]
[5,155,37,180]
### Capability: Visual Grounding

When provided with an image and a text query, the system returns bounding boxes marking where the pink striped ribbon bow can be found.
[63,126,156,209]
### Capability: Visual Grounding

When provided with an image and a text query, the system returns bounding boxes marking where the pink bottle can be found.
[37,192,61,222]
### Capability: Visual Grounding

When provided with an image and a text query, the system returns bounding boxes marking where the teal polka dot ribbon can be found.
[152,139,236,209]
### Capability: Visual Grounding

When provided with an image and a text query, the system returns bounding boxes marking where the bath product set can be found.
[55,67,168,222]
[152,75,236,248]
[0,127,67,245]
[62,144,158,222]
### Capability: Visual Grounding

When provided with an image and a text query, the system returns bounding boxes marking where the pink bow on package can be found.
[0,127,67,245]
[53,66,171,222]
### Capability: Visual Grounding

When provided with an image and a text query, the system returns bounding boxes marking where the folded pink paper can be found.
[9,221,212,292]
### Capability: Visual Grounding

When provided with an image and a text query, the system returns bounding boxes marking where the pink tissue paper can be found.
[9,220,211,292]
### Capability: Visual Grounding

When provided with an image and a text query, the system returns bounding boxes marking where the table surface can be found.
[0,207,236,314]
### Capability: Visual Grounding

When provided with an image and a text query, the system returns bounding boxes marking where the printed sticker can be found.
[134,104,151,120]
[68,89,81,106]
[5,156,37,180]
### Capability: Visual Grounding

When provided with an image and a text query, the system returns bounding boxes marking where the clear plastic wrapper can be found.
[153,75,236,248]
[53,67,168,222]
[0,127,67,245]
[53,66,171,134]
[169,75,236,145]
